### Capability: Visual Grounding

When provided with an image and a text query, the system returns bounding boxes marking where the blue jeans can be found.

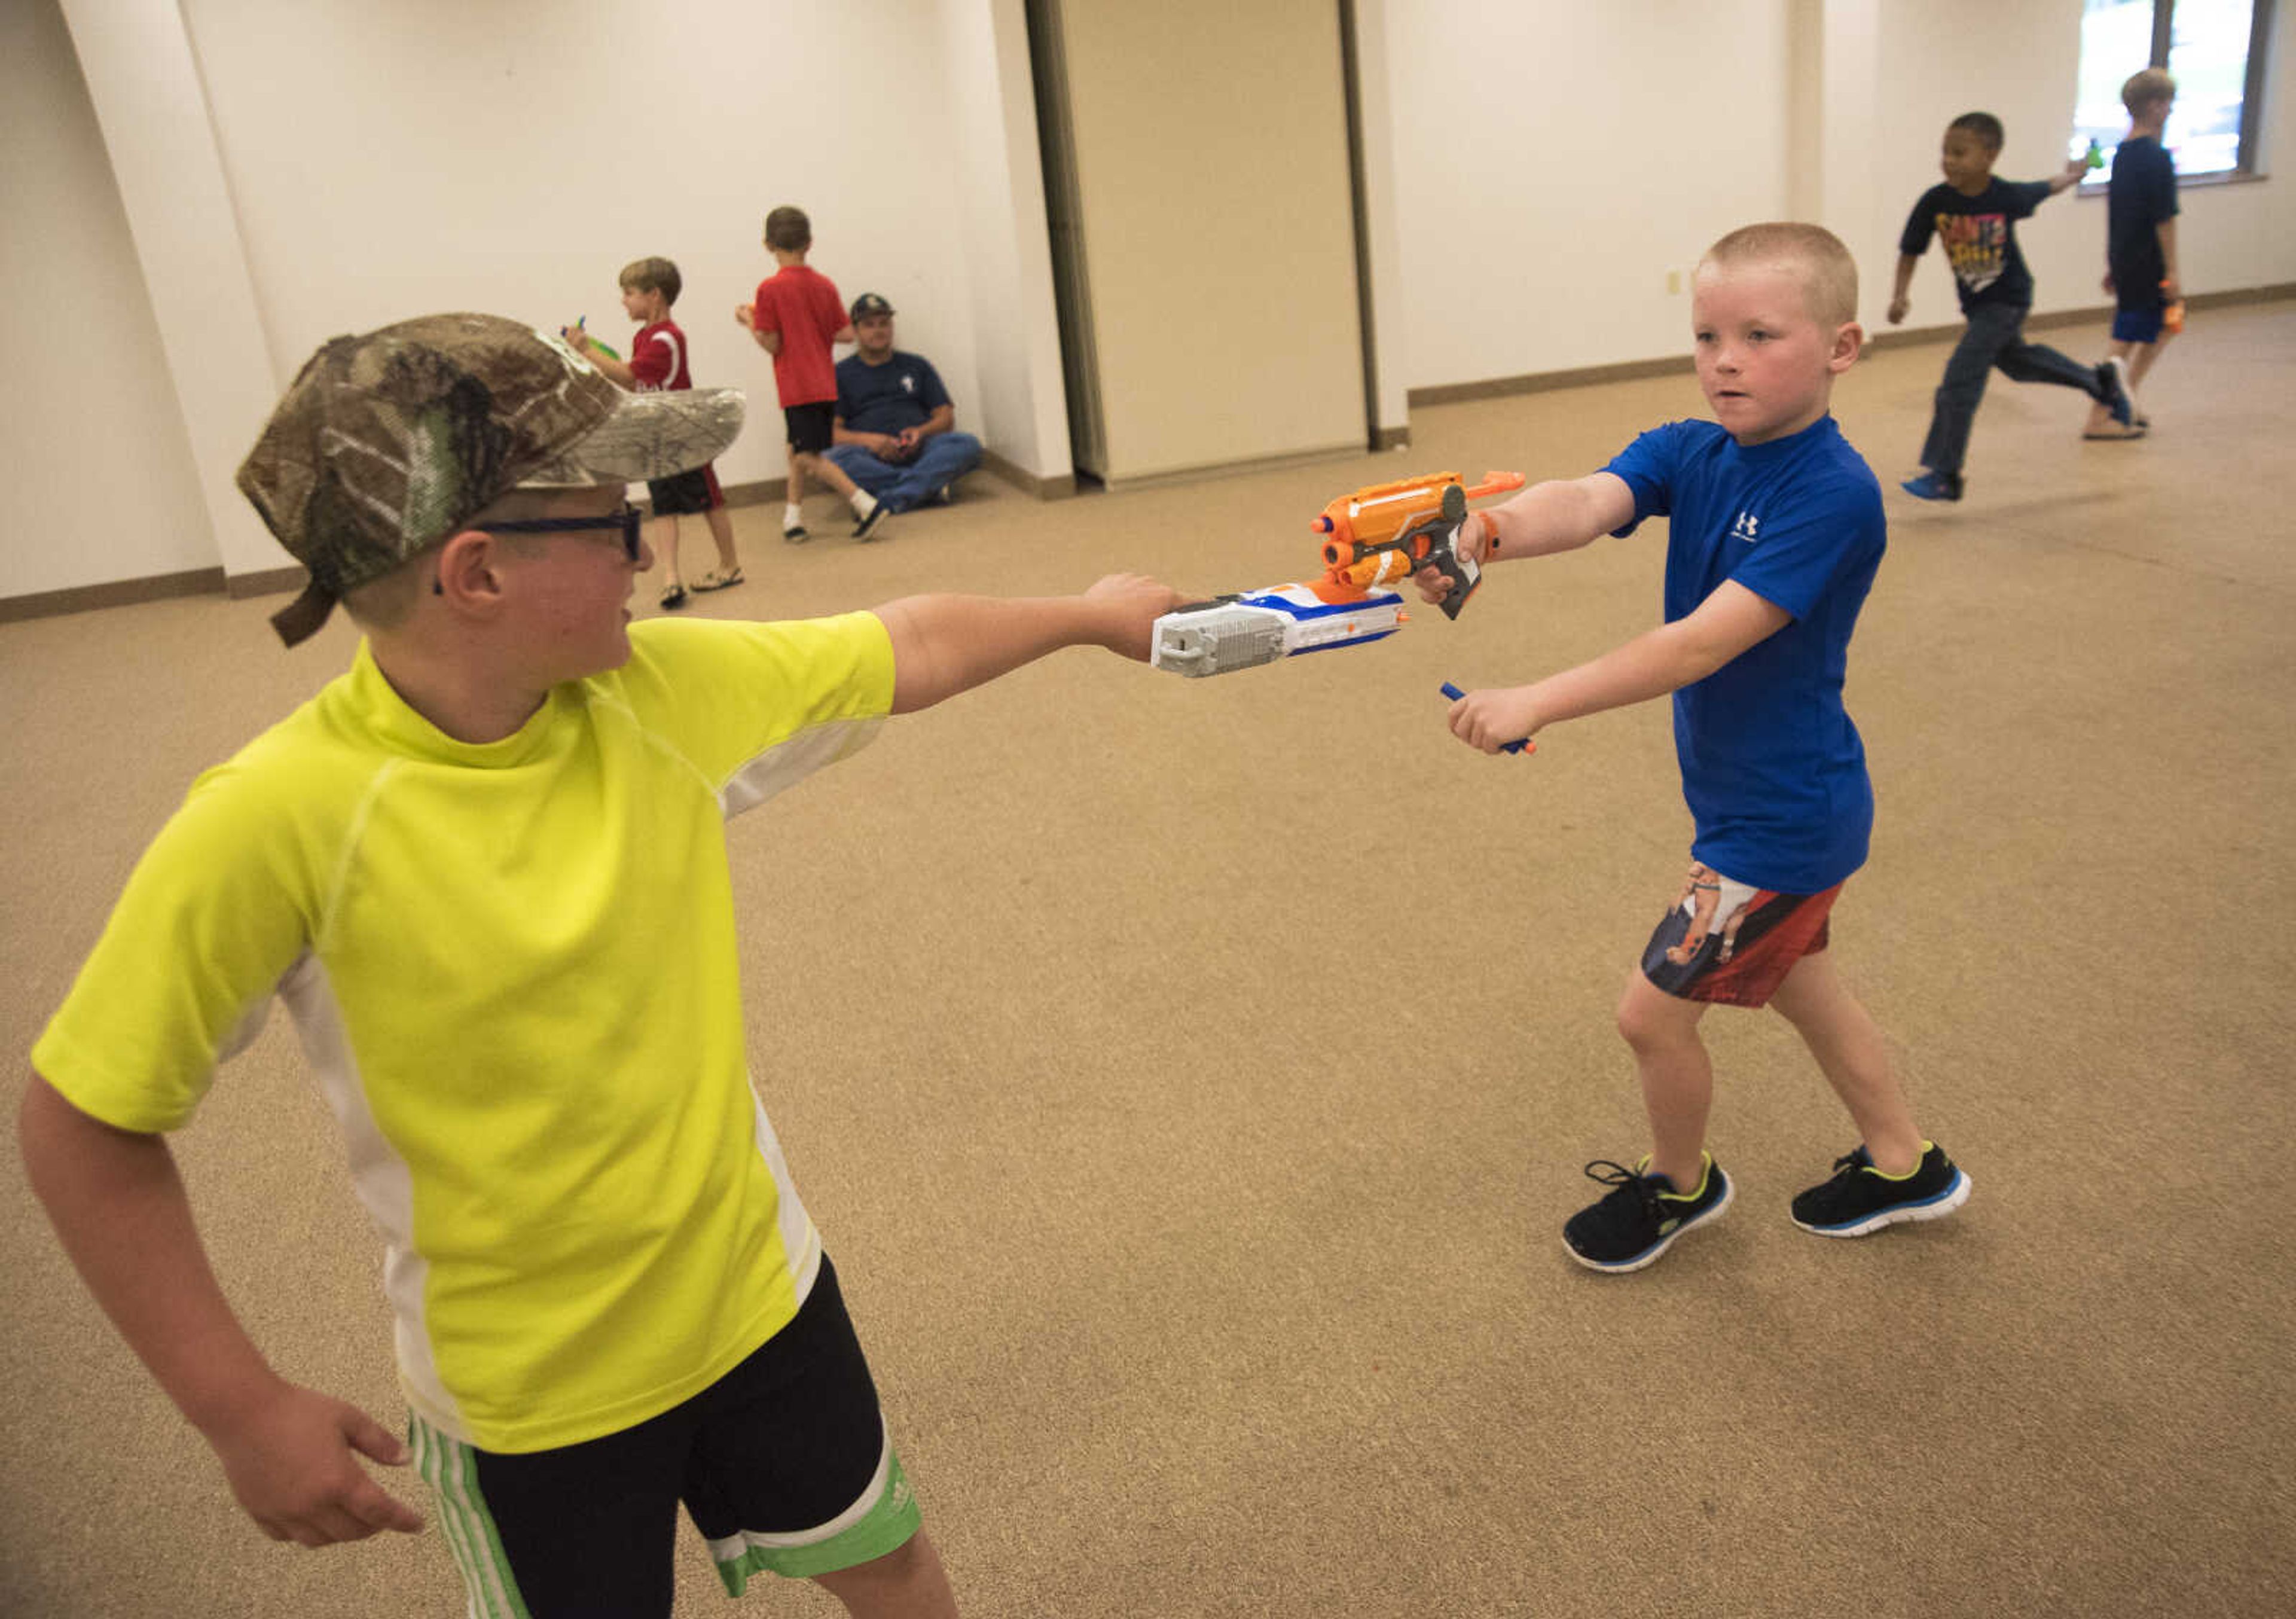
[1921,301,2107,476]
[823,432,984,512]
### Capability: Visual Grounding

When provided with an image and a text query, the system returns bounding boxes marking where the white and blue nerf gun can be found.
[1149,471,1522,678]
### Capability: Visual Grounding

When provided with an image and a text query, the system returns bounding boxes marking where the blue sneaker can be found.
[2095,356,2136,426]
[1562,1155,1732,1273]
[1900,470,1964,502]
[1791,1144,1970,1237]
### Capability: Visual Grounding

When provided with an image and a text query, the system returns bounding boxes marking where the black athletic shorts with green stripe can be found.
[410,1257,921,1617]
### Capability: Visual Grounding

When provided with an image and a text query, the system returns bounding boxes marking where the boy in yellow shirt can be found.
[22,313,1177,1616]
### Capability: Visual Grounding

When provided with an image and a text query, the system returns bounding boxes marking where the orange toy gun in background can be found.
[1149,469,1525,677]
[1310,469,1525,618]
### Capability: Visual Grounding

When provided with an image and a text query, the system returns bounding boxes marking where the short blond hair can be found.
[2123,67,2176,115]
[1700,222,1859,327]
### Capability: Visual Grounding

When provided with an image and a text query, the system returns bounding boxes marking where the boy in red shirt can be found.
[567,257,745,609]
[735,207,887,543]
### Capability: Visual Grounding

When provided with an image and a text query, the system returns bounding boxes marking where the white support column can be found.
[59,0,289,583]
[1788,0,1885,321]
[1817,0,1884,292]
[985,0,1076,487]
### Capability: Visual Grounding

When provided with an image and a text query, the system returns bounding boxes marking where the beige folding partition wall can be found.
[1036,0,1368,486]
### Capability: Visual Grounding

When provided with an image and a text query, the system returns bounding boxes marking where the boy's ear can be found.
[430,529,514,615]
[1829,321,1866,373]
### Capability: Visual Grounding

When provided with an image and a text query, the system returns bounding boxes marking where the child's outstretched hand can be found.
[1443,682,1543,755]
[1886,295,1910,326]
[1083,573,1185,661]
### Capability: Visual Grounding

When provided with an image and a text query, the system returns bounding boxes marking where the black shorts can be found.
[410,1257,921,1616]
[646,464,722,516]
[784,400,836,454]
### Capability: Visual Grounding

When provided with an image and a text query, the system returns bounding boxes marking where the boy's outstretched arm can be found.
[1473,471,1635,563]
[877,574,1182,714]
[1412,472,1634,607]
[1446,580,1790,754]
[19,1075,425,1548]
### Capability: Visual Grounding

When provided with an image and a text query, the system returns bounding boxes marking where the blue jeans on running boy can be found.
[823,432,984,513]
[1920,301,2110,477]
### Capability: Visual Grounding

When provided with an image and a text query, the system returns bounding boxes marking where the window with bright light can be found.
[2070,0,2272,185]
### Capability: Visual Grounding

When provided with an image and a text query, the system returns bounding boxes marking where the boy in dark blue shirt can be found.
[2086,69,2181,438]
[1419,223,1969,1273]
[1889,111,2135,499]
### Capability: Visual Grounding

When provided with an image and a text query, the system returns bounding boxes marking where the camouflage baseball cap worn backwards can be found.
[238,313,745,647]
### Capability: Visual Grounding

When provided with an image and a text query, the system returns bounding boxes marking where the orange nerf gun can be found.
[1149,469,1523,677]
[1311,469,1525,618]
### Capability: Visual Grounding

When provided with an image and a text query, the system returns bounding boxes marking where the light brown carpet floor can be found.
[4,303,2292,1618]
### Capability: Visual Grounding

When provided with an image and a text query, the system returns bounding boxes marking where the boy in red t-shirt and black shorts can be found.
[735,207,887,543]
[565,257,745,608]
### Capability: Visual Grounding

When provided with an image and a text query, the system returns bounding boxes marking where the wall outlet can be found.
[1666,269,1682,295]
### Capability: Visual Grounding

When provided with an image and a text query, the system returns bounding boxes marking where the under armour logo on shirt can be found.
[1730,511,1760,544]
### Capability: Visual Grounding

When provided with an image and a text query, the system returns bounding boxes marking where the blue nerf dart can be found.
[1440,682,1531,754]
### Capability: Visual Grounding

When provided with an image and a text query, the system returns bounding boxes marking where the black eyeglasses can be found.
[476,505,645,563]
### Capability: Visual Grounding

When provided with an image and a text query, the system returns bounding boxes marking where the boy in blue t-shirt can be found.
[2085,69,2181,439]
[1419,223,1969,1273]
[1889,111,2136,501]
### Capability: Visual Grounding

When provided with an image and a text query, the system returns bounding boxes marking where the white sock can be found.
[850,489,877,516]
[783,502,803,529]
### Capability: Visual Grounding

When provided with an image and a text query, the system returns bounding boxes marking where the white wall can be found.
[176,0,984,495]
[8,0,1071,602]
[1376,0,2296,391]
[1381,2,1799,391]
[12,0,2296,603]
[1,0,214,599]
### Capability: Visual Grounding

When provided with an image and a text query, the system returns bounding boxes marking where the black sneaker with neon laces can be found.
[1562,1155,1732,1273]
[1790,1143,1970,1237]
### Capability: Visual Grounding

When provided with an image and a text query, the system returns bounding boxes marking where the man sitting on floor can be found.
[825,294,984,513]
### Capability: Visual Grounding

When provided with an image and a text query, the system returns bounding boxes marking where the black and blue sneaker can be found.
[1562,1155,1732,1273]
[1900,469,1964,502]
[1790,1143,1970,1237]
